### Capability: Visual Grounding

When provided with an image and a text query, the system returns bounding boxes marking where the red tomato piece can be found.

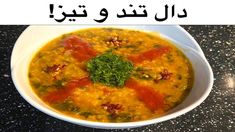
[125,78,164,111]
[62,35,97,61]
[128,47,170,64]
[43,77,91,103]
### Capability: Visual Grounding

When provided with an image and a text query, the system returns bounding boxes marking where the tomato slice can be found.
[62,35,97,61]
[125,78,164,111]
[128,47,170,64]
[43,77,91,103]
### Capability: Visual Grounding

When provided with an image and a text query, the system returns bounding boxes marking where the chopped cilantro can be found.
[86,52,134,87]
[79,111,93,118]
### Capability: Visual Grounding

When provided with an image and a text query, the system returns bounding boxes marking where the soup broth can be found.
[29,28,193,122]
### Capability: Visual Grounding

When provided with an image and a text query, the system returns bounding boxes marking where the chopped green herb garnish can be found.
[54,79,66,88]
[133,67,153,80]
[53,100,79,112]
[135,67,144,71]
[31,82,41,88]
[123,45,137,48]
[79,111,93,118]
[108,113,132,122]
[86,52,134,87]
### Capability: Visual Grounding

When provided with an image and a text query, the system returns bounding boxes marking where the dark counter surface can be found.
[0,25,234,131]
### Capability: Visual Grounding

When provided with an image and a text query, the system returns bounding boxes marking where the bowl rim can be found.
[11,25,214,129]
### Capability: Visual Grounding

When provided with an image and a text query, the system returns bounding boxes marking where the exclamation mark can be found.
[49,4,54,18]
[172,5,175,17]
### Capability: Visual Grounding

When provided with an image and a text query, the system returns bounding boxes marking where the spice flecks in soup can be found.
[29,28,193,122]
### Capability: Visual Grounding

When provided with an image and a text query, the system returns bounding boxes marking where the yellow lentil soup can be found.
[29,28,193,122]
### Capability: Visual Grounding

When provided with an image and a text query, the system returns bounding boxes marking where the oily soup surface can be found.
[29,28,193,122]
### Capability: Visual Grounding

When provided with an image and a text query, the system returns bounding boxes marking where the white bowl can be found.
[11,25,213,129]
